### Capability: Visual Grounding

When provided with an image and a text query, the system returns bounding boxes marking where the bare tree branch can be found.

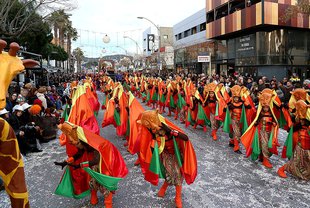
[0,0,77,38]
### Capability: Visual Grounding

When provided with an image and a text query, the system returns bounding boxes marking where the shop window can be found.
[229,0,245,14]
[200,23,206,31]
[215,3,228,20]
[207,11,214,23]
[191,26,197,35]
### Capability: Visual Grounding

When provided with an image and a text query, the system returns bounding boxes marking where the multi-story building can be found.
[173,8,209,74]
[206,0,310,80]
[142,26,174,71]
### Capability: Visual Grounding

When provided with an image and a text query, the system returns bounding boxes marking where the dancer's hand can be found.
[54,161,68,170]
[160,122,171,134]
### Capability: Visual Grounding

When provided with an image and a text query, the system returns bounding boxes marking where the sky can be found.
[70,0,205,57]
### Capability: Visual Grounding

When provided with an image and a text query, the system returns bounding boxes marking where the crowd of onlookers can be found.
[2,83,64,156]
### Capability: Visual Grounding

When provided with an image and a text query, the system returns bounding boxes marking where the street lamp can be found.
[116,45,127,55]
[137,16,161,75]
[123,35,142,55]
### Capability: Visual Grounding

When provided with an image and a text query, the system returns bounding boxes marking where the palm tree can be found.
[73,47,84,72]
[62,20,78,72]
[47,10,74,68]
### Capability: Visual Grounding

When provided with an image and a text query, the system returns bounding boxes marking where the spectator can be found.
[303,79,310,90]
[0,108,10,120]
[6,93,17,112]
[257,79,266,92]
[36,87,47,110]
[246,77,253,90]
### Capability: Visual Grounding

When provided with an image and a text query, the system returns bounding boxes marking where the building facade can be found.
[206,0,310,80]
[173,9,209,74]
[142,26,174,71]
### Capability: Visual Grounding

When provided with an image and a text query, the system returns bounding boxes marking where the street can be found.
[1,92,310,208]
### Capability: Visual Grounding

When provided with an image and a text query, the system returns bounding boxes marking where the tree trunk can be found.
[54,25,58,45]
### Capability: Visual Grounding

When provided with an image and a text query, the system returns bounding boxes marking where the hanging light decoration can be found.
[102,34,110,43]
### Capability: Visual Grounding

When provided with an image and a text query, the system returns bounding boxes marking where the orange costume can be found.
[102,84,129,137]
[203,83,226,140]
[278,100,310,180]
[241,90,280,168]
[0,40,38,208]
[223,85,255,153]
[56,122,128,207]
[137,110,197,208]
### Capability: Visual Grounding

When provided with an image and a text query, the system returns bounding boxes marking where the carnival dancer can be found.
[223,85,255,153]
[165,81,178,117]
[146,80,153,107]
[202,83,226,140]
[288,88,310,113]
[102,84,129,137]
[158,81,167,114]
[141,78,147,103]
[241,90,280,168]
[137,110,197,208]
[278,100,310,180]
[101,83,112,110]
[151,80,159,109]
[127,91,146,166]
[84,78,100,116]
[55,122,128,207]
[177,82,187,123]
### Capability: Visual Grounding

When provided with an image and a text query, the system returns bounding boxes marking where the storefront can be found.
[213,29,310,80]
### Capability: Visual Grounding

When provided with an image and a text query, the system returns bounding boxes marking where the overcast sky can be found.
[70,0,205,57]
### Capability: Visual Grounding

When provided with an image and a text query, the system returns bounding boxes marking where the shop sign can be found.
[198,55,210,62]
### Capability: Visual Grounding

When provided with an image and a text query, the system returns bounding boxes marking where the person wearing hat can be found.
[0,108,10,120]
[136,110,197,208]
[278,100,310,180]
[20,103,33,126]
[16,94,26,105]
[7,105,27,154]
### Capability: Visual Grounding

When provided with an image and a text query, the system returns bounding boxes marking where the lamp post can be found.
[123,35,142,55]
[116,45,128,55]
[137,16,161,75]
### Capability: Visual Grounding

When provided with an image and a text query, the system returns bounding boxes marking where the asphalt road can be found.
[1,91,309,208]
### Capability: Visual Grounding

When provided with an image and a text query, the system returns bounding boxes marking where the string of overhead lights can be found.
[73,28,143,57]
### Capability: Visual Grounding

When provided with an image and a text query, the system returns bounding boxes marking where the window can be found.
[249,0,261,5]
[191,26,197,35]
[178,33,182,40]
[207,11,214,23]
[175,35,178,41]
[215,3,228,19]
[184,29,190,37]
[200,23,206,31]
[163,35,168,39]
[229,0,245,14]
